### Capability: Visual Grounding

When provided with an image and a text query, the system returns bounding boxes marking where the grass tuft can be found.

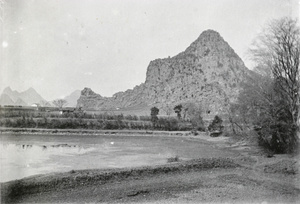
[167,155,180,163]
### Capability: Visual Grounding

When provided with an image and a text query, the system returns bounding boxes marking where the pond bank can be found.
[1,157,239,203]
[1,154,299,203]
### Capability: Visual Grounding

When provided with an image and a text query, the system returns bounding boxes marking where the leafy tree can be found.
[233,62,297,153]
[174,104,182,119]
[53,99,68,109]
[150,106,159,126]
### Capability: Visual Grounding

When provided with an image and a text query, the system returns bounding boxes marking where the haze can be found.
[0,0,299,101]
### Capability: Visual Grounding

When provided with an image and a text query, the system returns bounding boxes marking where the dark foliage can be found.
[150,107,159,127]
[0,115,190,131]
[208,115,224,132]
[174,104,182,119]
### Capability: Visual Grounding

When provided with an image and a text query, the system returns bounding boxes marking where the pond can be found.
[0,133,235,182]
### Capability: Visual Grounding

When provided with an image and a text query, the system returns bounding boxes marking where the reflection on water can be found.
[0,135,173,182]
[0,143,97,182]
[0,134,229,183]
[2,143,96,159]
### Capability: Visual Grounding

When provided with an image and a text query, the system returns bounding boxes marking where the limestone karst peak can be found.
[81,87,101,97]
[182,29,235,58]
[198,29,222,39]
[77,29,251,116]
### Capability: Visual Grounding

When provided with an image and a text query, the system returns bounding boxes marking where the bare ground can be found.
[1,131,299,203]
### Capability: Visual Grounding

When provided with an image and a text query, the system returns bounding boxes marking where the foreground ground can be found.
[1,130,300,203]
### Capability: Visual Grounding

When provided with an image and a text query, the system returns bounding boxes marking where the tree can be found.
[234,73,275,129]
[174,104,182,119]
[53,99,68,109]
[208,115,224,133]
[250,17,299,125]
[182,102,204,130]
[249,17,300,153]
[231,71,295,152]
[150,106,159,126]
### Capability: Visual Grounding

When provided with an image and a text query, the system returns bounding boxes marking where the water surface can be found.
[0,133,234,182]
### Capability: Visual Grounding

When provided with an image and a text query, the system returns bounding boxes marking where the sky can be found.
[0,0,299,101]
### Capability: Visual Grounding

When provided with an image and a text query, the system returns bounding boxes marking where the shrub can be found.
[125,115,136,120]
[139,115,151,121]
[255,111,298,154]
[155,117,180,131]
[167,155,180,163]
[150,107,159,127]
[49,119,62,129]
[208,115,224,132]
[174,104,182,119]
[191,129,199,135]
[3,118,13,127]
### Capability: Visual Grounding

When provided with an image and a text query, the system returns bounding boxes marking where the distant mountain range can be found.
[0,87,81,107]
[0,87,46,106]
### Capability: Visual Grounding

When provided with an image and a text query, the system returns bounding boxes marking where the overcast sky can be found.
[1,0,299,101]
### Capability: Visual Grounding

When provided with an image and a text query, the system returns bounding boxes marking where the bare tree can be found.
[250,17,300,151]
[229,73,276,134]
[53,99,68,109]
[250,17,299,125]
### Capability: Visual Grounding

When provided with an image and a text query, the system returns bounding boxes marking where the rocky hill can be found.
[77,30,251,116]
[0,87,46,106]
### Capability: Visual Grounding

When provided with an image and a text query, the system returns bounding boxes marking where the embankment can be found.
[1,157,239,203]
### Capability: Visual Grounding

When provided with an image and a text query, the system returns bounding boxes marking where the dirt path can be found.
[3,165,299,203]
[1,134,299,203]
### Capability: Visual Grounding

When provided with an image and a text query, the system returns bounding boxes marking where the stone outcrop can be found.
[77,30,251,116]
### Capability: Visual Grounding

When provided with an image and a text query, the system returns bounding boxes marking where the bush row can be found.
[0,110,152,121]
[0,116,193,131]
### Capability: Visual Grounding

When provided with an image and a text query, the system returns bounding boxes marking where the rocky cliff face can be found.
[77,30,251,115]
